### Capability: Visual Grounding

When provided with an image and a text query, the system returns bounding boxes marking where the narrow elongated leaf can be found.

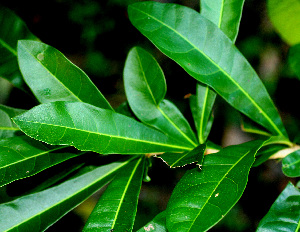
[84,156,145,231]
[257,182,300,231]
[124,47,197,147]
[17,40,113,110]
[13,101,191,154]
[137,211,167,232]
[0,6,36,89]
[0,159,131,232]
[190,84,216,144]
[0,135,80,187]
[241,116,272,137]
[158,144,206,168]
[128,2,287,137]
[201,0,245,42]
[166,140,264,231]
[267,0,300,45]
[288,44,300,79]
[253,144,286,167]
[282,149,300,177]
[0,105,25,139]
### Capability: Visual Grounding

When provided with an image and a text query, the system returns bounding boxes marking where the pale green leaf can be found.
[282,150,300,177]
[13,101,191,154]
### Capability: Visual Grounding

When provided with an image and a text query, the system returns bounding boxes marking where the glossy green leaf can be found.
[253,144,286,167]
[137,211,167,232]
[267,0,300,45]
[128,2,287,137]
[288,43,300,79]
[124,47,197,147]
[17,40,113,110]
[257,182,300,231]
[0,104,25,139]
[83,156,145,231]
[190,84,216,144]
[0,136,80,187]
[282,149,300,177]
[201,0,245,42]
[158,144,206,168]
[0,6,36,89]
[166,140,264,231]
[0,158,131,232]
[13,101,191,154]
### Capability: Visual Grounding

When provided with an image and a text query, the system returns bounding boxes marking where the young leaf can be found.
[166,140,264,231]
[201,0,245,43]
[128,2,287,137]
[83,156,145,231]
[124,47,197,147]
[13,101,192,154]
[0,135,80,187]
[0,6,36,89]
[0,104,25,139]
[137,211,167,232]
[288,44,300,79]
[17,40,113,110]
[257,182,300,231]
[267,0,300,45]
[282,149,300,177]
[158,144,206,168]
[189,84,216,144]
[0,159,132,232]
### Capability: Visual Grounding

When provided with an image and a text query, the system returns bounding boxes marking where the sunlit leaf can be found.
[166,140,264,231]
[137,211,167,232]
[0,6,36,89]
[257,182,300,231]
[124,47,197,147]
[267,0,300,45]
[0,159,132,232]
[282,149,300,177]
[0,104,25,139]
[128,2,287,137]
[17,40,113,110]
[13,101,192,154]
[0,136,80,187]
[158,144,206,168]
[83,156,145,231]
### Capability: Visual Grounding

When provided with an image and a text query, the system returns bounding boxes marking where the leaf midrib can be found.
[130,5,283,136]
[16,119,191,151]
[0,38,17,56]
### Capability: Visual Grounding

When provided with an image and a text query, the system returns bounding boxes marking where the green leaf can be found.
[0,136,80,187]
[253,144,286,167]
[124,47,197,147]
[128,2,287,137]
[201,0,245,42]
[189,84,216,144]
[241,116,272,137]
[257,182,300,231]
[0,158,131,232]
[282,149,300,177]
[166,140,264,231]
[0,6,36,89]
[288,43,300,79]
[267,0,300,45]
[0,104,25,139]
[137,211,167,232]
[17,40,113,110]
[13,101,191,154]
[83,156,145,231]
[158,144,206,168]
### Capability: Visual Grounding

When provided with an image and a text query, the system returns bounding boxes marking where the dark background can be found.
[1,0,299,231]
